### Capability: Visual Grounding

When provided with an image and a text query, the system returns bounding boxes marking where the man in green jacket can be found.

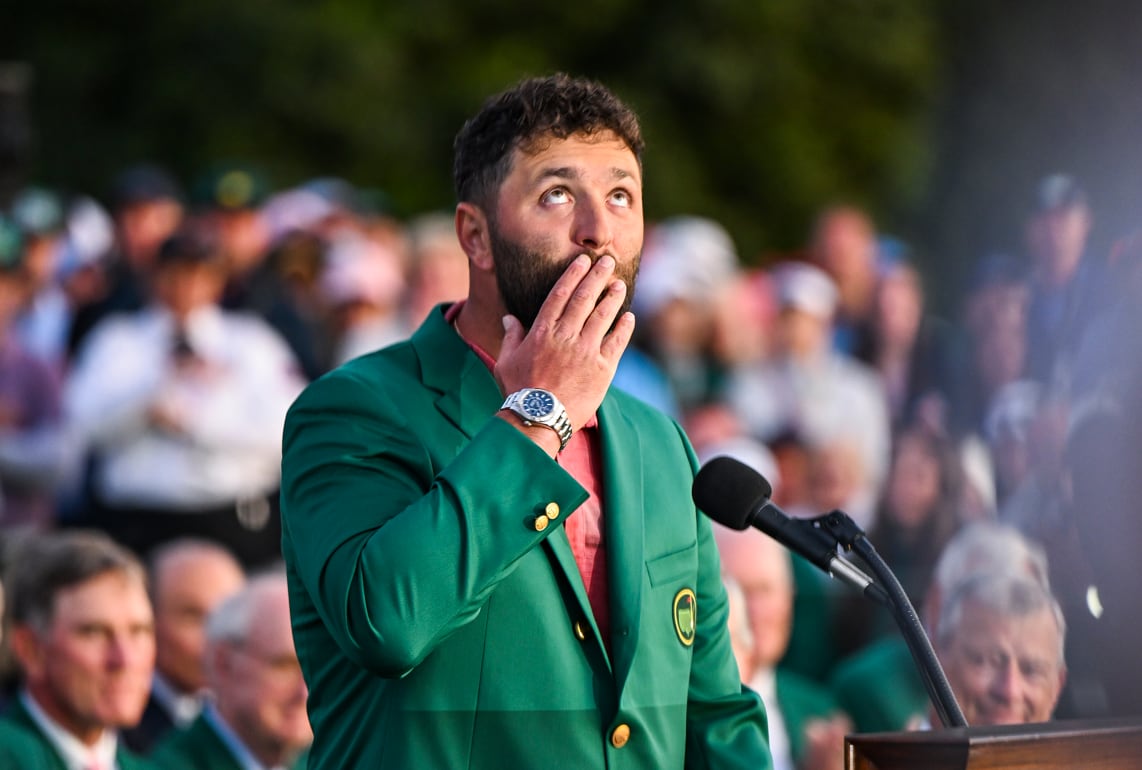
[718,524,850,770]
[280,73,773,768]
[150,571,310,769]
[0,530,155,770]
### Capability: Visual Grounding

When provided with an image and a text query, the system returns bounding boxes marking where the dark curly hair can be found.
[452,73,644,210]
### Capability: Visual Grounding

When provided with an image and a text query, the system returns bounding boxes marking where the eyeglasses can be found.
[230,644,304,683]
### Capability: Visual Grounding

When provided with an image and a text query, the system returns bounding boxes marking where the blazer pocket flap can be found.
[646,544,697,587]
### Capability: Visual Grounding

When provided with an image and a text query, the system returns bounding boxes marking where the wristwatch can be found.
[501,388,573,452]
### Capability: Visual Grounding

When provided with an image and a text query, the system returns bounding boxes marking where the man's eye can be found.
[610,190,632,208]
[960,647,987,667]
[75,625,111,641]
[542,188,570,205]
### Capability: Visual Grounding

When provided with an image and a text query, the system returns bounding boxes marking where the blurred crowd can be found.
[0,160,1141,768]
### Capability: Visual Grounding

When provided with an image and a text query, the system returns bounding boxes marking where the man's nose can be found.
[106,632,151,669]
[105,635,131,668]
[988,660,1023,703]
[572,197,613,253]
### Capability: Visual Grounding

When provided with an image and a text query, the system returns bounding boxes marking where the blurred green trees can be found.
[6,0,1142,309]
[6,0,936,256]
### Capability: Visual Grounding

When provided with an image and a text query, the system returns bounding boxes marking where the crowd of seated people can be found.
[0,161,1139,768]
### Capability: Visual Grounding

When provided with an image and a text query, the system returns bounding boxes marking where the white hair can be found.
[204,569,286,646]
[697,437,781,497]
[934,521,1049,594]
[936,570,1067,667]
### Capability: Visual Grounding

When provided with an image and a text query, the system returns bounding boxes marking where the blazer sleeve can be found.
[280,368,589,677]
[678,424,774,770]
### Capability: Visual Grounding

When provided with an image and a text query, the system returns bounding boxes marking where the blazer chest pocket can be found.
[646,544,697,588]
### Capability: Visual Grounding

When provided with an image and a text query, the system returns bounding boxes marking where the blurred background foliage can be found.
[4,0,1142,312]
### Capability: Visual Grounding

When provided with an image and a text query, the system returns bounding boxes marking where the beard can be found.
[490,223,640,330]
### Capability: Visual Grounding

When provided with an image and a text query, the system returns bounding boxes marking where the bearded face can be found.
[489,219,640,329]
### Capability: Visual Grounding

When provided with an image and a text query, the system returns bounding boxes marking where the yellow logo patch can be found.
[673,588,697,647]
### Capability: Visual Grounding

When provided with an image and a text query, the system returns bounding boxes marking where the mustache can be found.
[556,250,611,271]
[563,250,640,296]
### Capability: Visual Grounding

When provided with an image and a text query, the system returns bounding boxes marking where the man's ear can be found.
[10,625,46,681]
[1053,665,1068,707]
[455,203,494,272]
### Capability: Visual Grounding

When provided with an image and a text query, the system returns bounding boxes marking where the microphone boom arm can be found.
[765,508,892,608]
[821,512,969,729]
[689,456,967,727]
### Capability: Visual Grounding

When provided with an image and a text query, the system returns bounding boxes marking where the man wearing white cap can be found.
[724,261,890,528]
[630,216,741,412]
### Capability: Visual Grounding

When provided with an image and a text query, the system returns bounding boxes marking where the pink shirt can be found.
[445,303,611,648]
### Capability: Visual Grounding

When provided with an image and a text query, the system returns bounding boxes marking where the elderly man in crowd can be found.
[0,530,156,769]
[934,570,1067,726]
[717,526,851,770]
[829,521,1051,732]
[122,538,246,754]
[150,570,311,769]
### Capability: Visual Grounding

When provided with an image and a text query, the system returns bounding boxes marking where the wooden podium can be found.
[845,718,1142,769]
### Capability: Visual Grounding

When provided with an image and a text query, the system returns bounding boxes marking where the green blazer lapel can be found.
[542,524,613,671]
[193,714,245,770]
[5,697,39,733]
[598,393,645,690]
[5,698,71,770]
[411,305,504,439]
[118,747,157,770]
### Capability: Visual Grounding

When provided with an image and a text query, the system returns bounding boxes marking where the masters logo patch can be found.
[673,588,697,646]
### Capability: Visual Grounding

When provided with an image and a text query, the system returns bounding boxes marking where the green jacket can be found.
[775,669,844,763]
[780,555,843,682]
[280,306,772,769]
[149,712,307,770]
[0,697,152,770]
[828,636,927,733]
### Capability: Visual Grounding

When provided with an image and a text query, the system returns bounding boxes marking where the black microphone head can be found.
[692,455,774,531]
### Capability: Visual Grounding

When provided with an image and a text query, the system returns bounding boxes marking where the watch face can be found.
[521,389,556,419]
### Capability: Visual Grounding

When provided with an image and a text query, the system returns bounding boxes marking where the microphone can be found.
[693,455,889,606]
[694,455,967,727]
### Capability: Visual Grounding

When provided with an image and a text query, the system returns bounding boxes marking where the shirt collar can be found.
[150,305,226,349]
[203,703,287,770]
[21,690,118,770]
[748,666,777,702]
[150,672,205,727]
[444,301,497,371]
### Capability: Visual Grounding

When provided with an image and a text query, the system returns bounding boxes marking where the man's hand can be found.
[495,254,635,434]
[147,397,188,435]
[799,715,852,770]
